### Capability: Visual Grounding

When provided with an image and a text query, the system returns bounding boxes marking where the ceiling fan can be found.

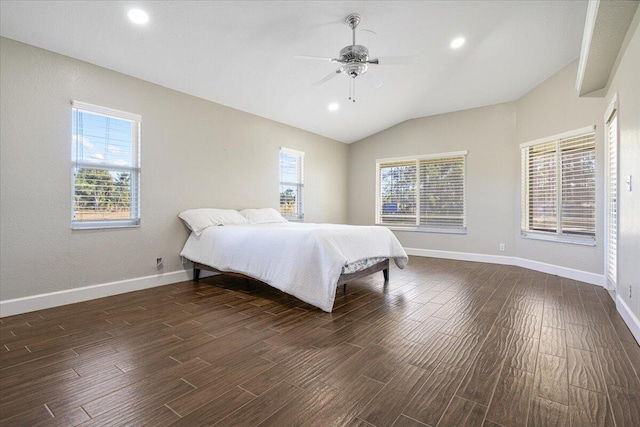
[295,13,419,102]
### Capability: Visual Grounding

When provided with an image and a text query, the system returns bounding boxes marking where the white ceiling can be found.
[0,1,588,143]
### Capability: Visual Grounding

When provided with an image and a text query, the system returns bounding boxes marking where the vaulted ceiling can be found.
[0,1,588,143]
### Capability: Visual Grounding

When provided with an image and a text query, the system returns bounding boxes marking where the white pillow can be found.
[240,208,288,224]
[178,208,248,235]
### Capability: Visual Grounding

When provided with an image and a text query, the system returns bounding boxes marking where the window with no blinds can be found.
[520,126,595,244]
[279,147,304,220]
[376,152,467,232]
[72,101,141,229]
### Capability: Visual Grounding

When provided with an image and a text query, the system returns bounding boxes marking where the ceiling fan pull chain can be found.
[348,78,356,102]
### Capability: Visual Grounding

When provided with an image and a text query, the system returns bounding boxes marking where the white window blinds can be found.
[560,133,596,235]
[279,147,304,219]
[419,156,466,229]
[606,112,618,287]
[525,141,558,233]
[72,101,141,229]
[376,152,466,232]
[378,160,417,226]
[520,126,595,244]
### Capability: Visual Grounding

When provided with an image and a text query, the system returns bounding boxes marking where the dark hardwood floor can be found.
[1,256,639,426]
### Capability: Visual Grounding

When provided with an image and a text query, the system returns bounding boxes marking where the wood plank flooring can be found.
[1,256,639,426]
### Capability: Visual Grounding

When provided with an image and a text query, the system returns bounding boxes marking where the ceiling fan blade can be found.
[362,70,383,89]
[368,55,421,65]
[294,55,340,63]
[313,69,342,86]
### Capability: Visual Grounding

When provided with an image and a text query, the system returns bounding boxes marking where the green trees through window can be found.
[279,148,304,219]
[74,169,132,220]
[71,102,140,228]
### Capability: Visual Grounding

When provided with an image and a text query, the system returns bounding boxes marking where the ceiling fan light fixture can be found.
[127,8,149,25]
[327,103,340,112]
[450,37,465,49]
[343,62,368,78]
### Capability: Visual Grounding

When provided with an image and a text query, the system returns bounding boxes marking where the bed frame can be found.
[192,258,389,293]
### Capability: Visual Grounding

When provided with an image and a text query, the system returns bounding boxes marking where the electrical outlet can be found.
[156,257,163,267]
[499,243,505,252]
[630,285,632,299]
[181,256,188,265]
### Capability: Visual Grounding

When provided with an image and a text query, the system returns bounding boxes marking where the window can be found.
[605,96,618,288]
[520,126,595,244]
[376,151,467,233]
[279,147,304,219]
[72,101,141,229]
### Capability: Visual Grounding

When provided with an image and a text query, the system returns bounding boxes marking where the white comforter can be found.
[180,222,408,312]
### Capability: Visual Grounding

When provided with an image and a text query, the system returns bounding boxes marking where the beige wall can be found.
[0,37,348,301]
[348,60,607,275]
[605,17,640,322]
[348,103,518,257]
[515,61,606,273]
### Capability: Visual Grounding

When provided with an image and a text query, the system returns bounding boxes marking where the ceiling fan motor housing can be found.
[339,45,369,78]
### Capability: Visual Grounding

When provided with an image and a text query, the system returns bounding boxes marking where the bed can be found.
[180,221,408,312]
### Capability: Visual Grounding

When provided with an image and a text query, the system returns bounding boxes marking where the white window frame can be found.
[71,101,141,229]
[279,147,304,220]
[375,151,467,234]
[605,94,618,290]
[520,125,596,245]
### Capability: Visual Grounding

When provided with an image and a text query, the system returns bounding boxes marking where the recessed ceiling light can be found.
[128,8,149,25]
[450,37,465,49]
[328,103,340,112]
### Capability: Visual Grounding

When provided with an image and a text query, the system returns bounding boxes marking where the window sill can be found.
[521,231,595,246]
[72,220,140,230]
[382,225,467,235]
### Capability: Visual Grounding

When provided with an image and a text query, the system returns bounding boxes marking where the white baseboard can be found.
[512,257,605,287]
[404,248,605,287]
[404,248,513,266]
[0,269,215,318]
[616,295,640,345]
